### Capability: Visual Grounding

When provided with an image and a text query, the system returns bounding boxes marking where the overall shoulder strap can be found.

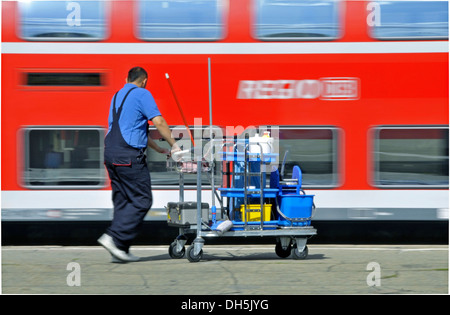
[113,87,138,119]
[112,92,119,120]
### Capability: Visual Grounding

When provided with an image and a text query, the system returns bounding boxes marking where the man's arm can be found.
[150,115,180,153]
[147,137,169,154]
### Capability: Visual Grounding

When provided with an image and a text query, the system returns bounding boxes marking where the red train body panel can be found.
[1,0,448,222]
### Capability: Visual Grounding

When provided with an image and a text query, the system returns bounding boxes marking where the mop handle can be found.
[165,73,195,147]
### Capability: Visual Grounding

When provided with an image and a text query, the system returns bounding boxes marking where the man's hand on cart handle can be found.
[171,143,182,159]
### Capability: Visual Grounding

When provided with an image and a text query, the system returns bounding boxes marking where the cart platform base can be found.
[168,224,317,262]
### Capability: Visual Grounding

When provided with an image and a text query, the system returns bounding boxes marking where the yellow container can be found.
[239,204,272,222]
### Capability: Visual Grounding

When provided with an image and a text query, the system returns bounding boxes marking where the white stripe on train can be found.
[2,41,448,55]
[2,189,448,221]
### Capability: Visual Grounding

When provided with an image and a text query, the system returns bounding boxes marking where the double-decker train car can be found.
[1,0,448,243]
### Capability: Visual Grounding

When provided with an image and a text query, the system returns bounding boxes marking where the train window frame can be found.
[21,126,107,189]
[17,0,109,42]
[17,69,109,91]
[368,0,449,40]
[135,0,227,41]
[276,126,341,188]
[371,125,449,189]
[252,0,343,42]
[148,125,341,189]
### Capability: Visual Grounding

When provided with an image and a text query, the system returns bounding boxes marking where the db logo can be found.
[320,77,360,100]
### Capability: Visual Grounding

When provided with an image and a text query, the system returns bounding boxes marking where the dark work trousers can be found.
[104,87,152,253]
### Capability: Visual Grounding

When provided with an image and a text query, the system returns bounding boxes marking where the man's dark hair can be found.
[127,67,148,82]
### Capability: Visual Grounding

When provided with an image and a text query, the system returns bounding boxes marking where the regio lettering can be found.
[237,78,359,100]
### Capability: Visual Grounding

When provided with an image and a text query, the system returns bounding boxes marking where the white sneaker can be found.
[97,233,140,262]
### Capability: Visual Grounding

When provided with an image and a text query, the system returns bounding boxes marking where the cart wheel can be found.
[187,244,203,262]
[168,241,185,259]
[275,241,292,258]
[291,245,308,260]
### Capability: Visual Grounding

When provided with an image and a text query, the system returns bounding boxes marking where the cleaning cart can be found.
[165,134,317,262]
[165,58,317,262]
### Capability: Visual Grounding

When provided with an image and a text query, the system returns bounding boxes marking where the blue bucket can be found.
[278,194,314,226]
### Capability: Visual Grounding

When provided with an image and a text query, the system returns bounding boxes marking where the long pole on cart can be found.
[208,58,217,223]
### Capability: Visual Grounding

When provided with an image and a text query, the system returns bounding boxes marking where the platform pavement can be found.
[2,244,448,295]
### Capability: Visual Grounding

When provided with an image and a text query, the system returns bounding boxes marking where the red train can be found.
[2,0,448,226]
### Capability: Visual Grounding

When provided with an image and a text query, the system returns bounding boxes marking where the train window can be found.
[277,127,339,187]
[372,126,449,188]
[137,0,225,41]
[18,1,106,41]
[253,0,341,41]
[22,127,106,188]
[148,125,340,188]
[369,1,448,40]
[25,73,103,86]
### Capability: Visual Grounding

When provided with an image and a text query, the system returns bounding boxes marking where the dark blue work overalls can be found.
[104,87,152,253]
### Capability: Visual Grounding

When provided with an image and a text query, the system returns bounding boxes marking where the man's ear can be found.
[141,78,148,88]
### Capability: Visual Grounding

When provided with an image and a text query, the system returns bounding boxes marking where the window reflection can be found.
[373,126,449,187]
[137,0,225,41]
[254,0,341,41]
[278,127,339,186]
[370,0,448,40]
[24,128,105,188]
[18,0,106,41]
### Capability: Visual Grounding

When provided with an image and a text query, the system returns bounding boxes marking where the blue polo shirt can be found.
[107,83,162,149]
